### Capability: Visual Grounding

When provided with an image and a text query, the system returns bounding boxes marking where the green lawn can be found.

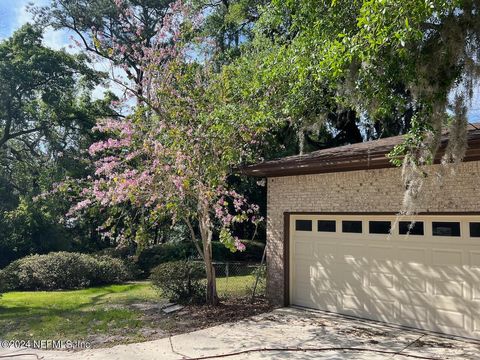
[0,276,258,343]
[0,283,160,342]
[216,274,256,298]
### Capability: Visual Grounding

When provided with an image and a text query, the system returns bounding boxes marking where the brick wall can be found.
[266,160,480,306]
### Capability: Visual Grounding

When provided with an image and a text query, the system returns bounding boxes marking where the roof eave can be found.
[241,134,480,178]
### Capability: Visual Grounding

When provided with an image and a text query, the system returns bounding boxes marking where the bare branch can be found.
[184,216,205,261]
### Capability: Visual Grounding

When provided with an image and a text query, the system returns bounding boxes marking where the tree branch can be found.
[184,216,205,261]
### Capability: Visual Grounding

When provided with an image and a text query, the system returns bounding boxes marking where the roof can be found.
[242,124,480,177]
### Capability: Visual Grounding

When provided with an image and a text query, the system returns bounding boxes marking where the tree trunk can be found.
[203,234,218,305]
[198,202,218,305]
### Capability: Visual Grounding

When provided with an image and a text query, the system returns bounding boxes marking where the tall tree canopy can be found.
[36,0,180,96]
[0,24,99,183]
[224,0,480,210]
[192,0,267,66]
[0,24,114,267]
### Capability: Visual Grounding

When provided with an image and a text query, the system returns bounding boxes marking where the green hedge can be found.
[0,252,132,291]
[137,240,265,276]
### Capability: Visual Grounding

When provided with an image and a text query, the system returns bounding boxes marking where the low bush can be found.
[0,252,131,291]
[94,247,142,279]
[150,261,206,303]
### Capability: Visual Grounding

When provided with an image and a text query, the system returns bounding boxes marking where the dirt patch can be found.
[87,297,273,348]
[254,312,328,327]
[337,326,390,338]
[412,338,455,348]
[162,297,273,334]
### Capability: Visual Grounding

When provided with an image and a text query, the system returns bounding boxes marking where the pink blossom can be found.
[67,199,93,217]
[234,237,246,252]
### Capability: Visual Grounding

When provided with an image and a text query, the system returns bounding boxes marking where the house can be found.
[242,125,480,339]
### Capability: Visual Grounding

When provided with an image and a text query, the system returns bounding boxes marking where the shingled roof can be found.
[242,124,480,177]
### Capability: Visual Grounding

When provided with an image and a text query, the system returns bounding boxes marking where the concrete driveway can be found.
[2,307,480,359]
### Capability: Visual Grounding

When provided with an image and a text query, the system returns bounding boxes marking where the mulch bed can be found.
[88,297,273,348]
[172,297,273,333]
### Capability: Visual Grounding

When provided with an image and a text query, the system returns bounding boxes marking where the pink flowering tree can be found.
[67,0,268,304]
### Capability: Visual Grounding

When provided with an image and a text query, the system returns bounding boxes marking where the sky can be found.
[0,0,124,100]
[1,0,480,121]
[0,0,70,49]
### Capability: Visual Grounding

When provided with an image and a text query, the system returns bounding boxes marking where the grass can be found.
[0,276,259,343]
[0,282,160,342]
[216,275,256,298]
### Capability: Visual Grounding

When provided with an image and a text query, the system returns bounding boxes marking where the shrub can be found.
[91,255,131,285]
[94,247,142,279]
[1,252,131,291]
[150,261,206,303]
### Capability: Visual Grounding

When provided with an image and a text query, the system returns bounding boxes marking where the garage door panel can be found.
[368,272,394,289]
[313,243,337,256]
[295,262,336,283]
[430,296,471,313]
[290,214,480,340]
[432,249,463,266]
[389,291,433,308]
[294,241,313,258]
[311,290,338,311]
[394,262,431,276]
[311,265,334,280]
[368,246,394,261]
[399,303,429,324]
[469,251,480,267]
[396,275,428,294]
[398,247,428,264]
[434,309,466,330]
[294,262,311,280]
[367,261,395,274]
[336,268,364,294]
[311,278,335,291]
[369,299,396,321]
[471,284,480,301]
[432,280,464,298]
[293,282,314,304]
[471,316,480,332]
[341,294,365,314]
[339,282,365,296]
[294,283,338,310]
[338,244,368,264]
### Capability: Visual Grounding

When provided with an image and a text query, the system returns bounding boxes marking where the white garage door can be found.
[290,214,480,339]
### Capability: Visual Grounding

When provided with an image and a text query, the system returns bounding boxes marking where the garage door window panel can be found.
[295,219,312,231]
[470,222,480,237]
[369,221,391,234]
[318,220,336,232]
[342,220,362,233]
[432,222,461,237]
[399,221,424,236]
